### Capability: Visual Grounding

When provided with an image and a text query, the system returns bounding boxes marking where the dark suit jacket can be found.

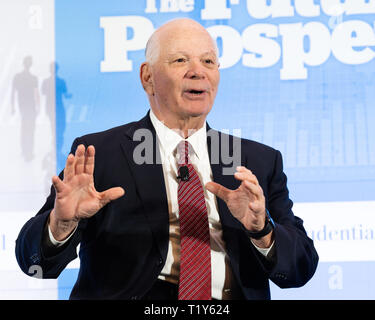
[15,112,318,300]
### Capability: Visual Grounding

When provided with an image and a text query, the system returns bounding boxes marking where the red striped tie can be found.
[177,141,211,300]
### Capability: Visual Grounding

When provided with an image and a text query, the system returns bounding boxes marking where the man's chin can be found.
[179,102,213,118]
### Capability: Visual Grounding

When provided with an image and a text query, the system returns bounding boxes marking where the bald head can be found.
[145,18,218,65]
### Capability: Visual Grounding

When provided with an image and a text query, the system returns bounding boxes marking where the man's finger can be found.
[237,166,255,176]
[243,180,263,200]
[75,144,86,175]
[63,154,75,182]
[99,187,125,207]
[52,175,64,194]
[234,171,258,185]
[205,181,231,203]
[84,145,95,175]
[236,167,259,184]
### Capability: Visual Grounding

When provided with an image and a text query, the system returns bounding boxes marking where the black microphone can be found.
[177,166,189,181]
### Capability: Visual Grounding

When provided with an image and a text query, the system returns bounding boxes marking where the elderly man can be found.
[16,18,318,300]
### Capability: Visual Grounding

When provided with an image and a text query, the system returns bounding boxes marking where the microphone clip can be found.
[177,165,189,181]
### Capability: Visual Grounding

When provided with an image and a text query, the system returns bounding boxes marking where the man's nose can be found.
[185,59,205,79]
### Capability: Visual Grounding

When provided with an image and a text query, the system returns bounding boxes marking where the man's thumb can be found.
[99,187,125,206]
[205,181,230,202]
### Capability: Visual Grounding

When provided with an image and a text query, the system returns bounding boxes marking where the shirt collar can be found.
[149,109,207,160]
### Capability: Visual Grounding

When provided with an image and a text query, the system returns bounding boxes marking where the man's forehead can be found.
[167,50,217,56]
[158,30,217,56]
[145,19,219,64]
[161,29,209,43]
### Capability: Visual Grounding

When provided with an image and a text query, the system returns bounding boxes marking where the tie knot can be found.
[177,140,191,165]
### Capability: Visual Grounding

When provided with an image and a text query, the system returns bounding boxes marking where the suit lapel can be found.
[120,113,169,259]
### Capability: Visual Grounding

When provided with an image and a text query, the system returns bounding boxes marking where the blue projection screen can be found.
[1,0,375,299]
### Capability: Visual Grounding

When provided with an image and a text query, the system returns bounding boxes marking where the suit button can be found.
[158,258,163,266]
[275,272,287,279]
[130,296,138,300]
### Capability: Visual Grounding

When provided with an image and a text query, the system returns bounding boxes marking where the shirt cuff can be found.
[251,239,275,259]
[48,223,77,247]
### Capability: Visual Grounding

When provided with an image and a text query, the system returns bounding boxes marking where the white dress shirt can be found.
[49,109,274,299]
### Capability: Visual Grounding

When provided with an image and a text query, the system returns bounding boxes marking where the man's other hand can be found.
[205,166,273,248]
[49,144,125,241]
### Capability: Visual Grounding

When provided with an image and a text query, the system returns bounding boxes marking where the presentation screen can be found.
[1,0,375,299]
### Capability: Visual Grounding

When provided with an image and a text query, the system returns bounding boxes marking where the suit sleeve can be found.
[15,138,85,279]
[265,150,319,288]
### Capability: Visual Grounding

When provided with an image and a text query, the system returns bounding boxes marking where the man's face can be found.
[149,24,220,124]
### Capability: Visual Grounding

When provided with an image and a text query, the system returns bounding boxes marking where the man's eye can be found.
[204,58,217,65]
[175,58,186,63]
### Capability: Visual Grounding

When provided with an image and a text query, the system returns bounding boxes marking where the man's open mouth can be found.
[186,89,206,95]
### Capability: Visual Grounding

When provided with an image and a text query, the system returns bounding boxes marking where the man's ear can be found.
[140,62,154,96]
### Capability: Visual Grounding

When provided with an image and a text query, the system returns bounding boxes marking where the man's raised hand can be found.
[205,166,273,248]
[49,144,125,241]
